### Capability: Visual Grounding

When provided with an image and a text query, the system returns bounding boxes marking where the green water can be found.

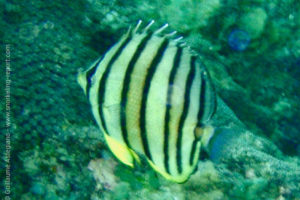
[1,0,300,199]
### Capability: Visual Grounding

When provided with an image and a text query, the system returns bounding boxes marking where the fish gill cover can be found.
[1,0,300,199]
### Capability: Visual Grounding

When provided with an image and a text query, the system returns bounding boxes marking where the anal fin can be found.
[104,133,135,167]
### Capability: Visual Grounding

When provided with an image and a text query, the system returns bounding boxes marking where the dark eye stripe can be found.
[205,73,216,122]
[189,139,198,165]
[198,70,216,124]
[197,71,206,124]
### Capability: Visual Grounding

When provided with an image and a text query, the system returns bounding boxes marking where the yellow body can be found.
[78,22,216,183]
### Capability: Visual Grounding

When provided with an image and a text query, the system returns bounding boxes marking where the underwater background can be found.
[1,0,300,199]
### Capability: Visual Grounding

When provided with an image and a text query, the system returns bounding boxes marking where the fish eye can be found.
[194,125,204,140]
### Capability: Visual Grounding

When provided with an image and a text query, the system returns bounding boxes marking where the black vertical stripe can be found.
[205,75,217,122]
[163,47,182,174]
[98,33,132,135]
[176,56,196,174]
[197,72,206,124]
[190,66,216,165]
[120,33,153,148]
[140,39,169,161]
[190,65,206,166]
[86,56,104,100]
[189,139,198,165]
[198,68,217,125]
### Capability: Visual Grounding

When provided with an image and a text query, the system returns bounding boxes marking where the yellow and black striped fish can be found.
[78,20,216,183]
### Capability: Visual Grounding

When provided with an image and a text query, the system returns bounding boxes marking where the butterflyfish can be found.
[78,20,216,183]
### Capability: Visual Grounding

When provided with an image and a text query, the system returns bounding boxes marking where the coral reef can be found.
[1,0,299,199]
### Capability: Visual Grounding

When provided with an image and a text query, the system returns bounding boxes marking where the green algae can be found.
[2,0,300,199]
[239,7,268,39]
